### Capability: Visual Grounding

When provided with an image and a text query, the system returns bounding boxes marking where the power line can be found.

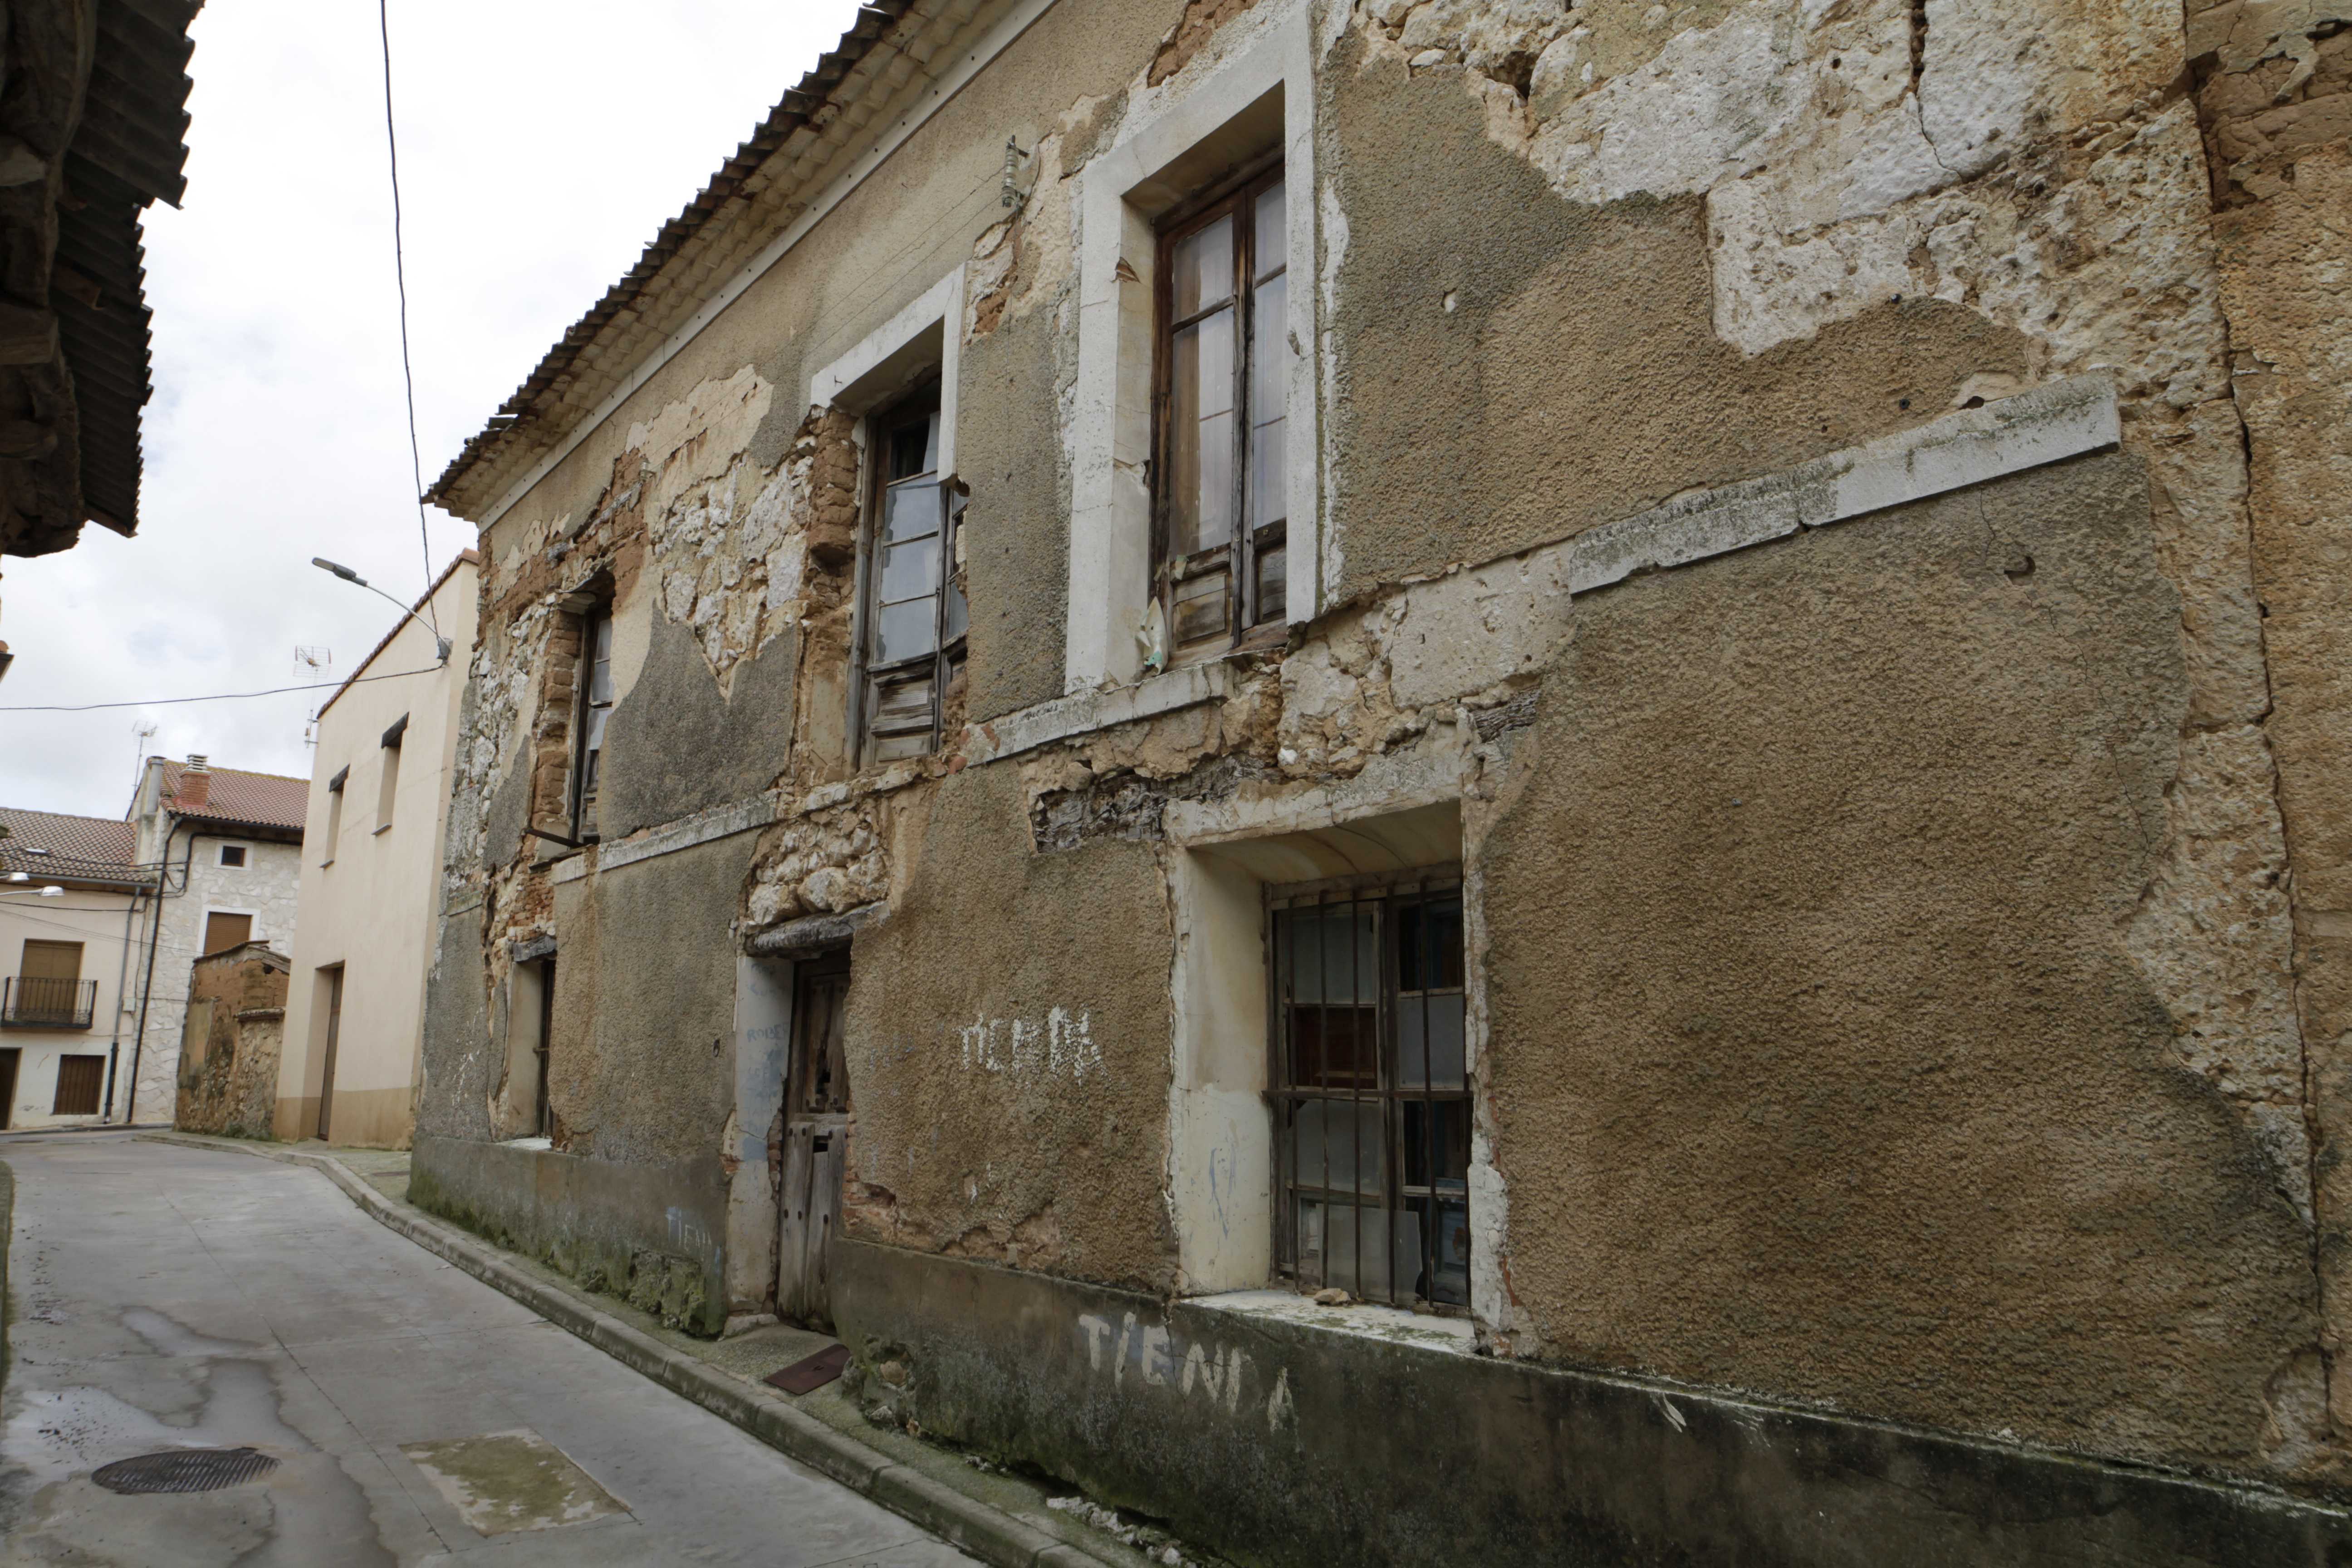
[0,664,447,714]
[378,0,439,633]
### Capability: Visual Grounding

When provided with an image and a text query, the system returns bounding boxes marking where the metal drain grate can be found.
[93,1447,279,1494]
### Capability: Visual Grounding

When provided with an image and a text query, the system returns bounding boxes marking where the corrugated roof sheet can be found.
[156,760,308,833]
[0,805,144,885]
[426,0,1007,520]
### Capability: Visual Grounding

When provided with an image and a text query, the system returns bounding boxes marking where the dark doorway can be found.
[0,1048,17,1128]
[315,965,343,1141]
[533,958,555,1139]
[776,950,851,1330]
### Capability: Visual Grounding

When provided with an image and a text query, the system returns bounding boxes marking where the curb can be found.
[137,1131,1109,1568]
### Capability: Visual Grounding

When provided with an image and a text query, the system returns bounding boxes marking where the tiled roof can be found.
[425,0,1004,520]
[0,805,143,886]
[156,760,308,833]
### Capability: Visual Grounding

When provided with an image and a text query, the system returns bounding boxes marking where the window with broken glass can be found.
[1269,875,1469,1309]
[1153,161,1287,665]
[860,388,966,762]
[572,607,613,842]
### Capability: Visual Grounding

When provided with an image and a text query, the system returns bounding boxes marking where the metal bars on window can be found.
[861,389,967,763]
[1269,875,1469,1309]
[1153,161,1287,664]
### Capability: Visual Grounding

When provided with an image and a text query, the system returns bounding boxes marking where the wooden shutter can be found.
[21,941,82,980]
[53,1054,103,1115]
[202,912,252,954]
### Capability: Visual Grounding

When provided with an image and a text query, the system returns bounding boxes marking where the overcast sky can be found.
[0,0,865,817]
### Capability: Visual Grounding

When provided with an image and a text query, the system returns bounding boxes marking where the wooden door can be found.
[316,966,343,1140]
[776,951,851,1330]
[53,1054,103,1115]
[0,1049,17,1129]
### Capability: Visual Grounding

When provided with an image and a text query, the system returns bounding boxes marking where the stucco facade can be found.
[411,0,2352,1558]
[128,758,305,1125]
[0,807,149,1131]
[276,554,479,1148]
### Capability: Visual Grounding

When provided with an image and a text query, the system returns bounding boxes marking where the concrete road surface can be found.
[0,1133,977,1567]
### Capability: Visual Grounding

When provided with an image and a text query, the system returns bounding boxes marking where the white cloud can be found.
[0,0,865,814]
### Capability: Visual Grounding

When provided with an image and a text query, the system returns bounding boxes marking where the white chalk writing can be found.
[1077,1312,1282,1427]
[958,1007,1103,1080]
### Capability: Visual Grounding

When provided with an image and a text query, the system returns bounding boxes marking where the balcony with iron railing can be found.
[2,976,98,1029]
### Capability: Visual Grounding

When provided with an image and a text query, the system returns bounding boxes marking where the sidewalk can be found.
[136,1131,1206,1568]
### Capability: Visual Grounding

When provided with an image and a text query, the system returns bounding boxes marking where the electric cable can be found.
[0,664,448,714]
[378,0,439,632]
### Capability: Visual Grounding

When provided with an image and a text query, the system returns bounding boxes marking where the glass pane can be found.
[1398,897,1465,991]
[1171,214,1233,318]
[1295,1198,1325,1288]
[943,490,968,642]
[1391,1207,1424,1304]
[1291,1006,1376,1089]
[885,479,941,543]
[1404,1099,1470,1190]
[1331,1202,1391,1300]
[1432,1197,1470,1304]
[1399,994,1466,1090]
[876,597,936,662]
[1171,566,1228,647]
[1294,1100,1384,1195]
[1254,180,1285,283]
[588,616,614,704]
[879,536,939,603]
[1249,271,1287,527]
[1168,311,1236,556]
[1254,541,1286,626]
[583,702,610,754]
[1288,906,1377,1005]
[888,412,937,482]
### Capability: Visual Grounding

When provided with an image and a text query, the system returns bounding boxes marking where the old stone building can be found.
[412,0,2352,1559]
[172,939,287,1139]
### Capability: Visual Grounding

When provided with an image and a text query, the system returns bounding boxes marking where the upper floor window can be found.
[860,388,966,763]
[218,844,247,868]
[1155,162,1286,663]
[376,714,407,833]
[572,608,613,841]
[322,767,346,866]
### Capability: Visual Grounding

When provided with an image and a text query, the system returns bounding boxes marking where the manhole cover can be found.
[93,1447,279,1494]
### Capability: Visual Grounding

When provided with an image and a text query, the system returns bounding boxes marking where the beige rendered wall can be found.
[278,560,479,1147]
[0,884,142,1129]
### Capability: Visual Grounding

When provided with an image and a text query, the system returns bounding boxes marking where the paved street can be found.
[0,1134,975,1567]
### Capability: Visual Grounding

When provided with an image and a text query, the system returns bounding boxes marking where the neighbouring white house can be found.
[278,550,478,1147]
[0,807,152,1129]
[126,755,308,1123]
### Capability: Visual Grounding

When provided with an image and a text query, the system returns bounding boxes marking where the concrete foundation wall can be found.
[408,1132,729,1336]
[832,1239,2352,1568]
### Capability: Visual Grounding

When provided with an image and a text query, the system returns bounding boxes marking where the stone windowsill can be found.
[1186,1287,1478,1358]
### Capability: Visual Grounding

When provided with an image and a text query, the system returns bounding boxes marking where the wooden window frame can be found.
[856,383,967,765]
[1266,869,1471,1312]
[1150,153,1288,665]
[571,604,614,843]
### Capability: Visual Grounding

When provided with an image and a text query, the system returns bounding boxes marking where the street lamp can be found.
[0,884,64,897]
[312,557,452,663]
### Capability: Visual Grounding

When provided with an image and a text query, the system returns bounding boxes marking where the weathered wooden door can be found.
[776,951,851,1330]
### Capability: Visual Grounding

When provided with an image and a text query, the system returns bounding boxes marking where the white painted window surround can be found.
[1066,3,1320,694]
[807,264,967,471]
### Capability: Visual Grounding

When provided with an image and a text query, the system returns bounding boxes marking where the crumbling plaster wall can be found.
[405,0,2348,1489]
[2192,0,2352,1439]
